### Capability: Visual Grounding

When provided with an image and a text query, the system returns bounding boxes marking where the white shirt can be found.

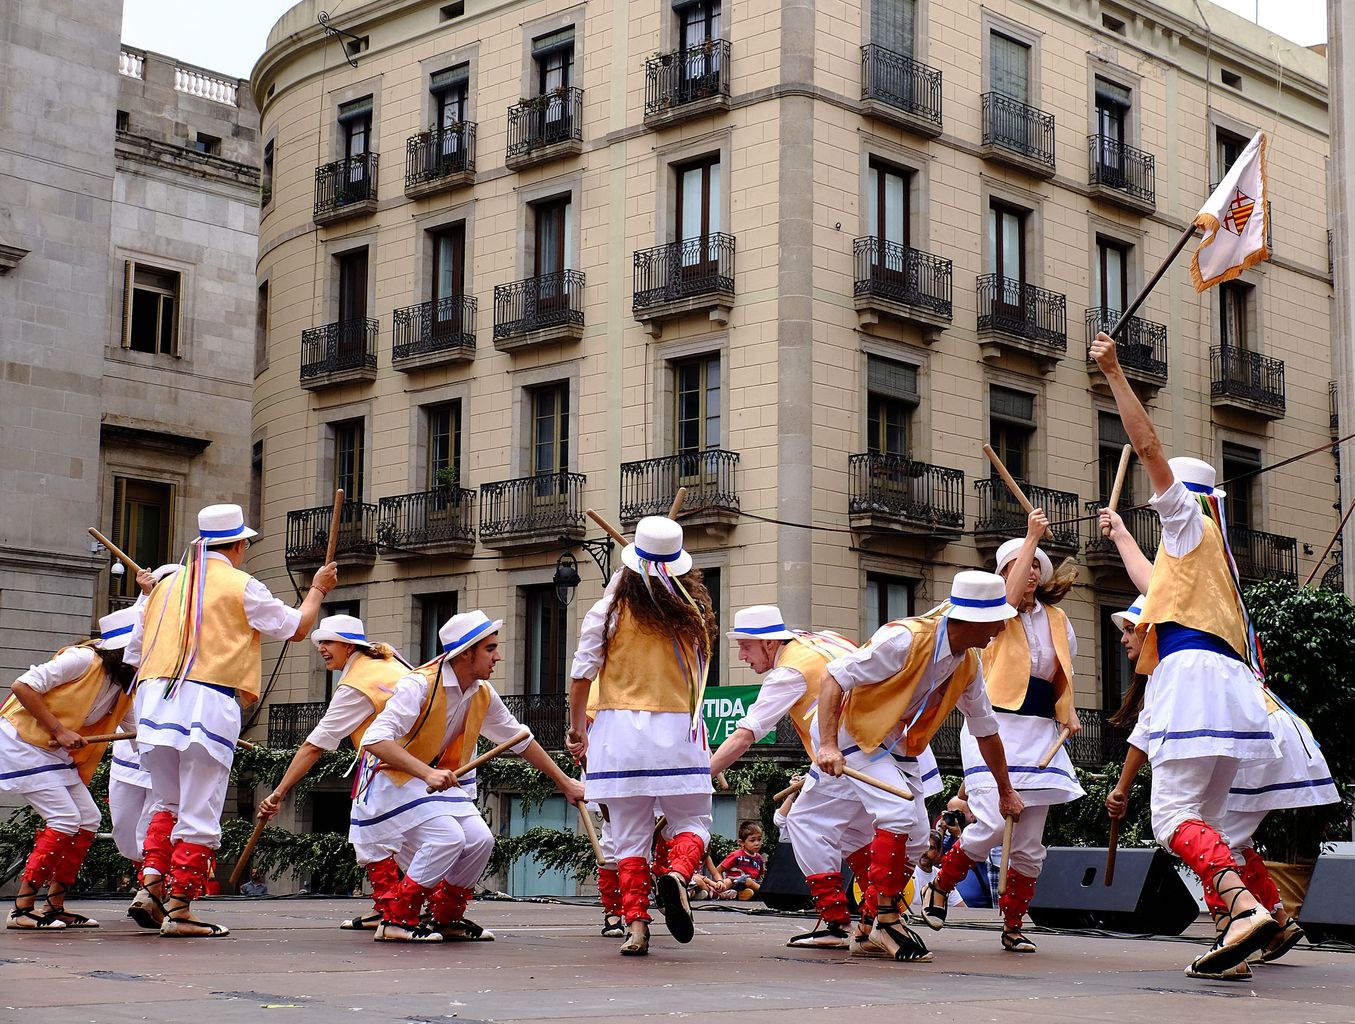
[304,653,378,750]
[827,619,1000,742]
[1152,479,1205,558]
[125,551,301,668]
[361,661,532,756]
[16,646,123,726]
[569,570,624,681]
[1017,600,1079,682]
[735,657,809,741]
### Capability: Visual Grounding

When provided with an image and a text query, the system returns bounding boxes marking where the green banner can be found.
[702,685,775,746]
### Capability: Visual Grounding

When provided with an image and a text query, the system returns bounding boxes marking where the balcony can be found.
[1210,346,1286,420]
[501,693,569,751]
[974,478,1080,557]
[1085,307,1168,395]
[505,87,583,170]
[632,234,735,336]
[479,471,586,552]
[853,238,952,339]
[1087,135,1156,213]
[299,318,378,389]
[493,270,585,351]
[980,92,1056,177]
[1230,525,1298,585]
[313,153,378,225]
[620,450,740,538]
[267,701,329,748]
[976,275,1067,371]
[377,487,476,559]
[392,296,476,371]
[643,39,731,129]
[859,44,943,137]
[1331,379,1340,438]
[847,452,965,546]
[285,501,379,568]
[403,123,476,199]
[1082,501,1162,575]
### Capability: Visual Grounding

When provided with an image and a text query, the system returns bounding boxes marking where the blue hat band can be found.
[634,545,683,563]
[1182,481,1214,494]
[443,618,495,655]
[200,525,246,539]
[736,622,789,635]
[949,594,1008,609]
[100,623,135,640]
[1126,604,1142,616]
[336,630,367,642]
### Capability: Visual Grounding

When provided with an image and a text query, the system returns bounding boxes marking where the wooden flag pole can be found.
[585,509,629,548]
[997,816,1015,896]
[1107,223,1200,338]
[1105,818,1121,887]
[982,444,1052,540]
[88,528,144,576]
[1102,444,1134,537]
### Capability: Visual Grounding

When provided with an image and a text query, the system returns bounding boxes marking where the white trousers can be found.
[842,746,928,837]
[957,786,1051,877]
[400,812,497,889]
[108,778,154,862]
[26,778,101,835]
[1217,807,1268,855]
[140,742,232,848]
[786,771,891,877]
[1150,755,1241,848]
[604,793,712,861]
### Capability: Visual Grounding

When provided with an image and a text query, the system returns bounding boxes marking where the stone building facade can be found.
[248,0,1334,787]
[0,0,260,680]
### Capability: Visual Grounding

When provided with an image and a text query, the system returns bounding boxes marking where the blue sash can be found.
[1154,622,1245,665]
[994,676,1056,719]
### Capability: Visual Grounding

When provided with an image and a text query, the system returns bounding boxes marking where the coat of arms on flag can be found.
[1190,131,1269,291]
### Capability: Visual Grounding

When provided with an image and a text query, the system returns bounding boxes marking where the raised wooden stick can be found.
[997,816,1015,896]
[585,509,628,548]
[715,771,730,791]
[578,805,605,868]
[48,731,135,747]
[323,488,345,563]
[88,528,144,576]
[1102,444,1134,537]
[1037,727,1072,769]
[426,728,532,793]
[982,444,1051,539]
[773,777,806,803]
[842,765,914,801]
[668,486,688,519]
[230,819,267,887]
[1105,818,1121,887]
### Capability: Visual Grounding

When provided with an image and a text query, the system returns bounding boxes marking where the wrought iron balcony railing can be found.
[501,693,569,751]
[300,318,378,381]
[1085,308,1168,380]
[1321,554,1343,592]
[286,501,379,563]
[1083,500,1161,559]
[314,153,378,216]
[1229,524,1298,583]
[404,122,476,187]
[493,270,585,341]
[619,449,740,521]
[479,471,586,541]
[981,92,1056,170]
[376,487,476,552]
[976,275,1067,350]
[506,87,583,160]
[1210,346,1286,414]
[632,234,735,312]
[1087,134,1155,206]
[975,477,1080,551]
[392,296,476,360]
[853,238,953,320]
[267,701,329,748]
[847,453,965,529]
[859,44,943,132]
[1330,379,1339,436]
[644,39,731,117]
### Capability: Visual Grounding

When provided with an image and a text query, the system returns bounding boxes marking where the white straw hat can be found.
[311,613,375,650]
[727,605,796,640]
[439,610,503,659]
[197,503,259,546]
[1110,594,1148,632]
[945,571,1018,623]
[994,538,1053,585]
[1169,456,1226,499]
[96,607,139,651]
[621,516,693,577]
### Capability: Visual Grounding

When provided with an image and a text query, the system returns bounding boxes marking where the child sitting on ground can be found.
[711,822,768,900]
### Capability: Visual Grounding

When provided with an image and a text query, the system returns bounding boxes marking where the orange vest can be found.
[842,616,980,756]
[981,604,1074,723]
[137,558,263,702]
[1135,512,1249,674]
[1,647,134,784]
[368,660,493,787]
[775,632,857,757]
[593,605,701,714]
[335,652,409,750]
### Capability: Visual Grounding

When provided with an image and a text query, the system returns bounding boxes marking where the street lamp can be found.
[552,551,581,606]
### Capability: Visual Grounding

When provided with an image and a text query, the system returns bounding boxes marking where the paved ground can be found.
[4,897,1352,1024]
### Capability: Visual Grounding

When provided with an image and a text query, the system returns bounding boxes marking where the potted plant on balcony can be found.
[428,466,462,528]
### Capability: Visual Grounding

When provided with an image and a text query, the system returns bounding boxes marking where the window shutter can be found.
[337,96,373,123]
[871,0,916,54]
[531,27,575,58]
[990,385,1035,425]
[990,33,1030,103]
[120,260,134,349]
[430,64,470,92]
[109,477,127,595]
[1095,77,1132,108]
[867,356,919,404]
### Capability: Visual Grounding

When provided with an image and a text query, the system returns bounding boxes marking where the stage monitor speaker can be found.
[1298,851,1355,944]
[759,840,812,911]
[1028,846,1198,935]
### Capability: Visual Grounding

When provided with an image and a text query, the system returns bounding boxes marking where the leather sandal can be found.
[339,911,382,931]
[127,884,168,929]
[435,917,495,942]
[1190,872,1277,975]
[373,920,442,942]
[1184,954,1253,981]
[619,919,650,956]
[601,913,626,938]
[919,882,948,931]
[160,897,230,938]
[1259,919,1305,963]
[43,883,97,928]
[1001,926,1037,952]
[787,921,851,949]
[6,906,65,930]
[656,872,695,944]
[868,916,934,962]
[848,921,892,959]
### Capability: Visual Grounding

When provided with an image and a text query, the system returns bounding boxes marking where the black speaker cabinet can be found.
[1298,851,1355,944]
[759,839,812,911]
[1028,846,1199,935]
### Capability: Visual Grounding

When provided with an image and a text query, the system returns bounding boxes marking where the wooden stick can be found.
[1037,727,1071,769]
[585,509,628,548]
[715,771,730,791]
[47,731,135,747]
[323,488,345,563]
[982,444,1052,539]
[668,486,688,519]
[1105,818,1121,887]
[1305,496,1355,586]
[230,819,266,887]
[235,737,259,752]
[426,728,532,793]
[578,805,605,868]
[1102,444,1134,537]
[88,528,144,576]
[997,816,1014,896]
[772,777,806,803]
[842,765,914,801]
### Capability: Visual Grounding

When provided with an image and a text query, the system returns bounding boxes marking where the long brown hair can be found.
[1035,556,1079,606]
[1108,672,1147,729]
[90,644,136,693]
[603,566,717,663]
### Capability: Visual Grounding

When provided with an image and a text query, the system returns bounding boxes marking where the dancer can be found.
[128,502,337,937]
[922,509,1085,952]
[567,516,718,956]
[814,570,1025,963]
[254,613,411,931]
[1,607,140,929]
[355,610,583,942]
[1091,331,1280,975]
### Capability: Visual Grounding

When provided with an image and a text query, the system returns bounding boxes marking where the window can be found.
[989,385,1035,485]
[675,156,722,274]
[524,584,567,694]
[533,197,571,278]
[990,32,1030,103]
[986,202,1026,284]
[121,262,181,355]
[332,419,365,500]
[866,159,910,249]
[674,355,721,453]
[1097,412,1131,505]
[533,28,575,95]
[109,478,173,604]
[1095,237,1130,314]
[1219,280,1251,351]
[870,0,915,56]
[1222,442,1261,531]
[116,109,130,132]
[1095,78,1130,148]
[679,0,723,91]
[866,572,913,633]
[1216,127,1248,182]
[431,64,469,130]
[440,2,465,20]
[1100,604,1133,712]
[866,357,918,456]
[261,139,274,204]
[680,0,723,49]
[702,566,722,687]
[194,133,220,155]
[255,280,269,375]
[426,401,463,490]
[321,599,360,699]
[338,97,372,160]
[418,591,458,663]
[338,248,368,323]
[430,224,466,335]
[531,384,570,477]
[250,440,264,528]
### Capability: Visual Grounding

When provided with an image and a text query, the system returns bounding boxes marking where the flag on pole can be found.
[1190,131,1269,292]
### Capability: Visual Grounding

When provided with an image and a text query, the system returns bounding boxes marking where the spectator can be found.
[240,870,269,897]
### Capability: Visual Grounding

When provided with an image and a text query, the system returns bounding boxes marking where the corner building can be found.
[249,0,1335,786]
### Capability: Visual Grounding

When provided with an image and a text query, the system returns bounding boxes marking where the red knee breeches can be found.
[51,829,96,887]
[665,832,705,881]
[142,810,176,878]
[617,856,653,924]
[805,871,851,927]
[367,857,403,920]
[651,836,671,877]
[1239,848,1282,914]
[597,866,624,916]
[998,868,1038,929]
[869,828,911,909]
[22,827,74,887]
[845,844,876,921]
[934,841,979,894]
[426,881,474,924]
[167,840,215,901]
[1168,820,1236,885]
[384,875,430,927]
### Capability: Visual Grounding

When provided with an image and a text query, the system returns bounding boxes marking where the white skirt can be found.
[134,678,241,770]
[960,713,1084,806]
[583,709,711,801]
[1143,650,1279,768]
[916,745,943,798]
[1228,707,1338,812]
[348,763,480,849]
[0,719,78,794]
[109,739,153,789]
